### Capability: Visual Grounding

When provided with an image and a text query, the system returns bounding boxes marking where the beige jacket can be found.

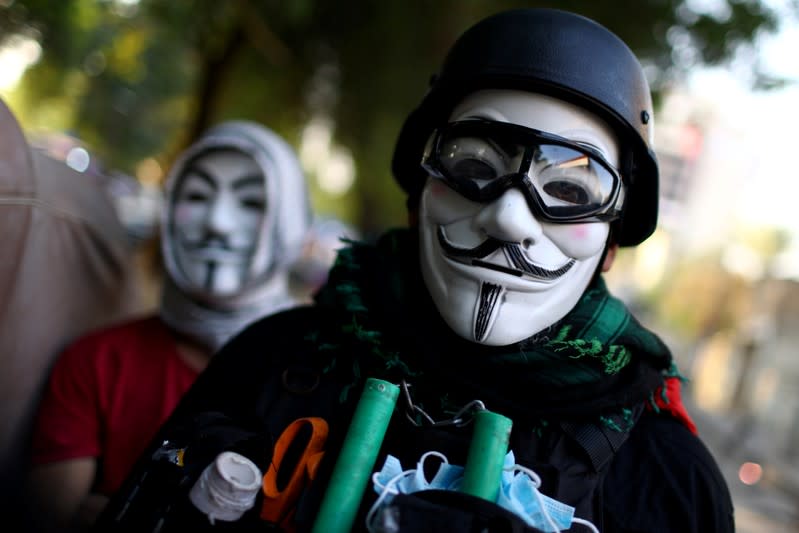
[0,98,143,491]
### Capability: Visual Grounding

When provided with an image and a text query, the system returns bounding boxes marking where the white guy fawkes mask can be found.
[418,89,622,346]
[159,121,311,352]
[170,149,266,297]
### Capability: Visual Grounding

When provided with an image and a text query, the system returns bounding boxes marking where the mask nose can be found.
[475,187,543,248]
[205,191,237,238]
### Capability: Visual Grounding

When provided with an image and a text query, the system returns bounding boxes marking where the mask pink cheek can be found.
[173,206,197,227]
[429,181,449,197]
[551,223,608,258]
[569,225,590,240]
[172,206,202,234]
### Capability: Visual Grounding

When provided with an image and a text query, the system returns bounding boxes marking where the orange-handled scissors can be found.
[261,417,329,529]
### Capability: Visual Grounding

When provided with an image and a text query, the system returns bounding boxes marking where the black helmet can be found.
[392,8,659,246]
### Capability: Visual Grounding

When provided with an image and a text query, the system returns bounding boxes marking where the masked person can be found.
[96,9,733,533]
[27,120,312,532]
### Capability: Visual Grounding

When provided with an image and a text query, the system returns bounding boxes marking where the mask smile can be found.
[181,239,253,263]
[436,227,575,282]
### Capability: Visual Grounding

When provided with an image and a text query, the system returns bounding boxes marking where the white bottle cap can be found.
[189,451,263,524]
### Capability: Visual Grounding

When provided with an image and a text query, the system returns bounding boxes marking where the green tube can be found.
[460,410,513,502]
[311,378,399,533]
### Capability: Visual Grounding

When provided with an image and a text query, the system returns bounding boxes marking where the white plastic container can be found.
[189,451,263,524]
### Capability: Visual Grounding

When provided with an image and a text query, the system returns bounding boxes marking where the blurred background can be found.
[1,1,797,530]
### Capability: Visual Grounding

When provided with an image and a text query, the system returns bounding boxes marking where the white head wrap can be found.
[160,120,312,351]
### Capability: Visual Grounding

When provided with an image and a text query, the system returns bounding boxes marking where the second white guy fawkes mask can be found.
[160,121,311,350]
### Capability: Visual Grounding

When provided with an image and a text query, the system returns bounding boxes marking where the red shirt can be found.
[31,316,200,495]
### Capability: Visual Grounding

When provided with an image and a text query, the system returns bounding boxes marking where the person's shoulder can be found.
[627,412,727,481]
[224,304,325,348]
[165,304,329,416]
[66,314,161,346]
[51,314,165,374]
[603,411,735,532]
[204,304,326,371]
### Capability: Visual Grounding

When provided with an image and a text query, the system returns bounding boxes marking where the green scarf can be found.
[314,228,674,425]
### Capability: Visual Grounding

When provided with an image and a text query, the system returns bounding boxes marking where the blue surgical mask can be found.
[372,451,463,498]
[369,450,598,533]
[497,451,576,532]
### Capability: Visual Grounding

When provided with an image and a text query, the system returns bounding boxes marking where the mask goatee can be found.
[474,282,504,342]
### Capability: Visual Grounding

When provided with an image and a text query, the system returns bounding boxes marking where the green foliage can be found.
[0,0,787,232]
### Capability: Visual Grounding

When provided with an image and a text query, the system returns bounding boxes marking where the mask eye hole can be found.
[533,146,613,209]
[541,180,591,205]
[184,192,209,203]
[449,157,498,182]
[240,197,265,211]
[439,136,514,187]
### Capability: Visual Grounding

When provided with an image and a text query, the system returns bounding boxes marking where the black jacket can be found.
[95,304,734,533]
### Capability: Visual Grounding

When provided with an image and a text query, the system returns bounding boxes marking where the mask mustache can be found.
[437,228,504,258]
[500,244,575,279]
[182,236,237,252]
[437,227,574,280]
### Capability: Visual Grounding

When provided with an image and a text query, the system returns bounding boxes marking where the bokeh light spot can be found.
[738,462,762,485]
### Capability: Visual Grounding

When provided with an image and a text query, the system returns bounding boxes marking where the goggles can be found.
[421,119,625,223]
